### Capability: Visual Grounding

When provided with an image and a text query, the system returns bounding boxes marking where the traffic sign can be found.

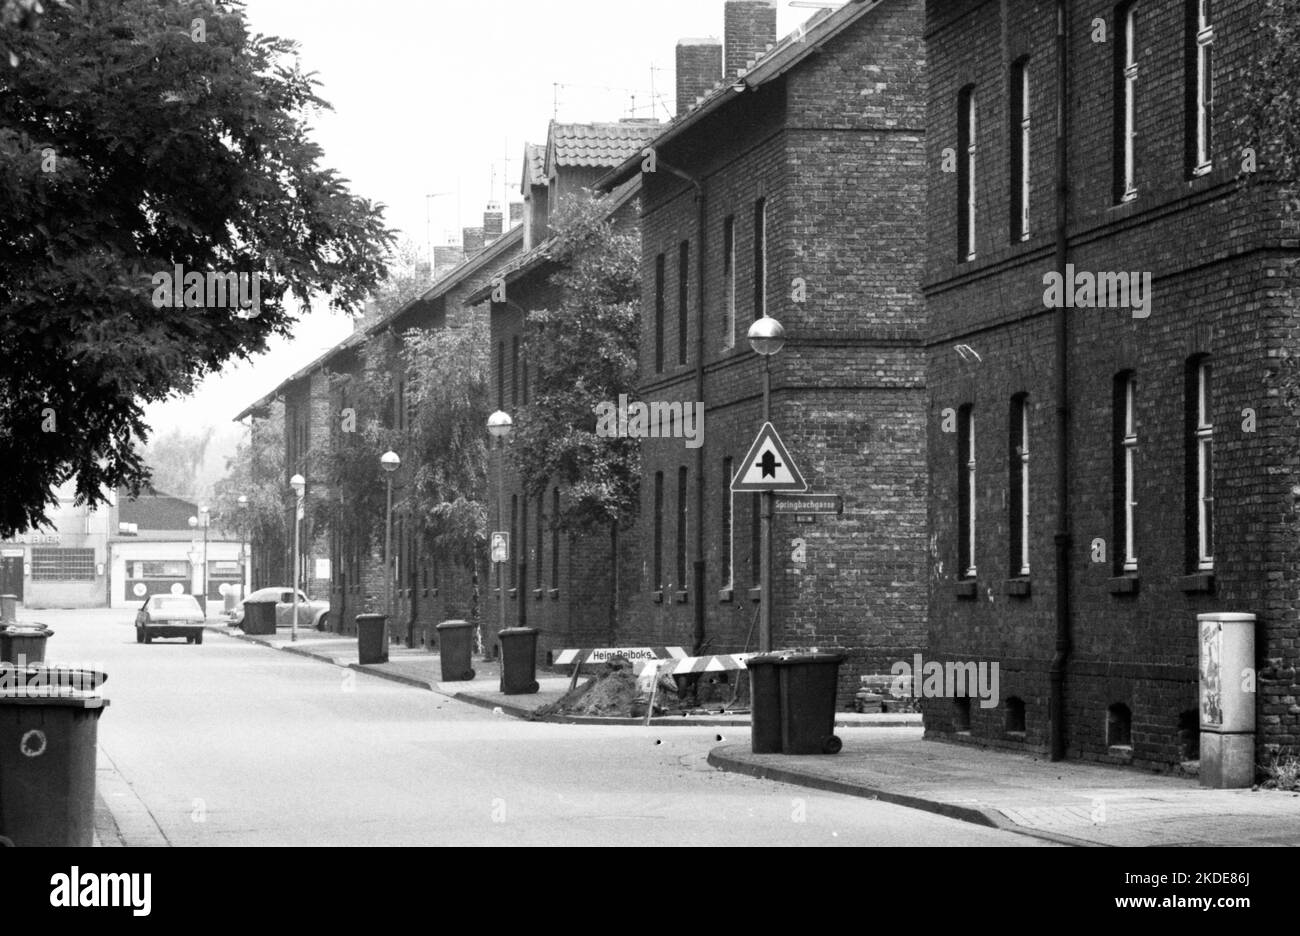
[731,423,807,492]
[490,532,509,564]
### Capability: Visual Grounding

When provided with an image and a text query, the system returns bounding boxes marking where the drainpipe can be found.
[656,158,708,657]
[1050,0,1072,762]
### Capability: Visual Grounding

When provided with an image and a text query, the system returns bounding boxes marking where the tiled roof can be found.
[521,143,546,192]
[546,121,660,174]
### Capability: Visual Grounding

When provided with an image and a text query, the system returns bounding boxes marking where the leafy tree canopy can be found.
[512,192,641,534]
[0,0,393,536]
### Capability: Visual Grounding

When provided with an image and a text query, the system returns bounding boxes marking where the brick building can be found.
[236,205,523,644]
[599,0,930,706]
[924,0,1300,768]
[471,119,659,661]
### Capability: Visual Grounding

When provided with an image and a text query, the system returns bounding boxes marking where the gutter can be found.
[1050,0,1072,762]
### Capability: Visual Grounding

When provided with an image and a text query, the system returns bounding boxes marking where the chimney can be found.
[724,0,777,79]
[509,202,524,227]
[483,202,504,241]
[462,227,485,254]
[676,37,722,116]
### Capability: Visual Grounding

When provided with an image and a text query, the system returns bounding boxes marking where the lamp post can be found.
[747,315,786,653]
[380,451,401,626]
[188,507,210,618]
[289,474,305,642]
[237,494,249,596]
[487,410,513,650]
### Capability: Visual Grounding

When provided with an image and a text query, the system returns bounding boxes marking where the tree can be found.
[140,426,217,501]
[211,400,290,588]
[512,193,641,534]
[0,0,392,536]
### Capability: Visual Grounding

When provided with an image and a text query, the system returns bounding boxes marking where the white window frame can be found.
[1018,64,1031,241]
[1123,375,1138,572]
[965,409,977,577]
[965,90,978,260]
[1122,7,1139,201]
[1197,361,1214,570]
[1017,398,1030,576]
[1194,0,1214,174]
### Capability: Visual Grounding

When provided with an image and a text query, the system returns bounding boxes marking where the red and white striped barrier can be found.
[663,653,756,676]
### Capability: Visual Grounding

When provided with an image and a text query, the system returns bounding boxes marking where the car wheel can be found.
[144,633,153,644]
[316,613,329,632]
[136,628,144,644]
[195,633,203,645]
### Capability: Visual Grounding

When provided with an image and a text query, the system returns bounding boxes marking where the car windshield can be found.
[151,596,197,610]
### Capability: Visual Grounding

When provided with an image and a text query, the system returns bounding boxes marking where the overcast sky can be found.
[142,0,814,441]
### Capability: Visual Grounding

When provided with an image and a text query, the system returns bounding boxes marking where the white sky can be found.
[143,0,814,440]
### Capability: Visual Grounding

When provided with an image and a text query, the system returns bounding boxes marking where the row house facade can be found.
[473,120,659,661]
[924,0,1300,767]
[599,0,930,706]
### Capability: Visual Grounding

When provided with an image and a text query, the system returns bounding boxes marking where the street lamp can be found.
[381,451,401,627]
[487,410,513,653]
[188,507,210,618]
[237,494,249,596]
[290,475,305,642]
[748,315,786,652]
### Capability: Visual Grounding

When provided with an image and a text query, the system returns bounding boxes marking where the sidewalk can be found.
[708,735,1300,847]
[206,622,919,728]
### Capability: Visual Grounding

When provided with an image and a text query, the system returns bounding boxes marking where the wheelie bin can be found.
[0,668,109,847]
[435,620,476,681]
[498,627,539,694]
[0,623,53,664]
[745,654,784,754]
[240,596,276,636]
[356,614,389,665]
[775,651,844,754]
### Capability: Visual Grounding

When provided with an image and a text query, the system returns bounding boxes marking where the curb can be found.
[705,745,1102,848]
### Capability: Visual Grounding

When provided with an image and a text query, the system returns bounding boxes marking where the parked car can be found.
[229,587,330,632]
[136,594,205,644]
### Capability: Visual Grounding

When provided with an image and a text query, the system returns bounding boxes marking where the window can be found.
[136,559,188,579]
[1117,4,1139,202]
[31,548,95,581]
[1190,0,1214,174]
[510,494,518,587]
[1114,373,1138,572]
[676,466,688,591]
[723,216,736,349]
[958,405,976,578]
[551,488,560,589]
[536,494,544,588]
[654,254,665,373]
[678,240,689,366]
[721,457,734,589]
[753,197,767,320]
[510,336,519,407]
[496,341,504,409]
[1189,358,1214,571]
[1009,395,1030,577]
[653,471,664,589]
[958,85,977,260]
[1010,59,1031,241]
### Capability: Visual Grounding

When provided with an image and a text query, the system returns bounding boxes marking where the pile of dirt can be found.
[531,656,678,719]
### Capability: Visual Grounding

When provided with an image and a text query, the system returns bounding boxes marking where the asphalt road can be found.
[33,608,1050,846]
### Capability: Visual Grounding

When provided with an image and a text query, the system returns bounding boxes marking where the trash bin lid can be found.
[1,623,53,637]
[744,653,784,666]
[0,688,108,708]
[0,664,107,693]
[772,651,845,665]
[497,627,538,637]
[436,619,473,631]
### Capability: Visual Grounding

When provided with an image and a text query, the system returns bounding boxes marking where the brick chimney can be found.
[483,202,504,241]
[508,202,524,227]
[724,0,777,79]
[676,37,722,116]
[462,227,485,254]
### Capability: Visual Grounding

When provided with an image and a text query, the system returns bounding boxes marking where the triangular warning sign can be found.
[731,422,807,492]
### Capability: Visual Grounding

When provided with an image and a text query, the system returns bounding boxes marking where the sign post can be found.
[731,423,806,651]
